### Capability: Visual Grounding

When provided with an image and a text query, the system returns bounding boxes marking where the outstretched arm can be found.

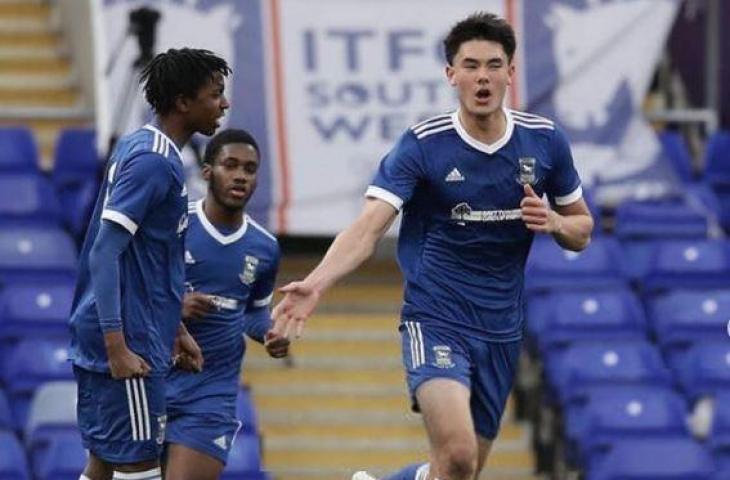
[271,198,398,338]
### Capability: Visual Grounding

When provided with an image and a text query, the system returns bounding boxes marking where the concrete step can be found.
[0,32,57,48]
[244,367,405,388]
[0,46,59,60]
[0,2,49,17]
[0,16,49,33]
[0,57,71,75]
[0,88,78,107]
[0,71,75,89]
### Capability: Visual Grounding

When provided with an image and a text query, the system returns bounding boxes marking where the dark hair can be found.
[140,48,231,115]
[203,128,260,165]
[443,12,516,65]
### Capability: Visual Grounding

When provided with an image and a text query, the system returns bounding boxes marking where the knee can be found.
[438,442,477,480]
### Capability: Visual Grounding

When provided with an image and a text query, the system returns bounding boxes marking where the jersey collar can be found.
[195,199,249,245]
[143,124,184,160]
[451,107,514,155]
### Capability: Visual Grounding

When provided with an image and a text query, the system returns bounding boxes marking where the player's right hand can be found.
[182,292,214,321]
[271,281,320,339]
[108,346,151,379]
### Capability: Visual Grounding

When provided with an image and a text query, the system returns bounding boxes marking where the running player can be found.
[68,48,230,480]
[272,12,594,480]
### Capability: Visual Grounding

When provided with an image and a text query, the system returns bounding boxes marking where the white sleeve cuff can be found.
[252,293,273,308]
[365,185,404,211]
[554,185,583,206]
[101,209,138,235]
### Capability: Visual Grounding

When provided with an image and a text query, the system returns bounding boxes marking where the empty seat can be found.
[0,227,77,285]
[588,437,716,480]
[530,289,647,354]
[221,433,268,480]
[676,342,730,401]
[0,389,13,431]
[52,128,100,236]
[704,130,730,188]
[0,175,62,227]
[236,386,259,434]
[648,290,730,370]
[0,430,31,480]
[3,338,73,428]
[25,381,77,442]
[641,239,730,293]
[544,341,671,406]
[525,236,626,294]
[0,281,74,343]
[615,199,709,240]
[0,127,38,173]
[30,428,86,480]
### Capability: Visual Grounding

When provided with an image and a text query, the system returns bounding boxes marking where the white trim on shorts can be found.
[125,378,151,441]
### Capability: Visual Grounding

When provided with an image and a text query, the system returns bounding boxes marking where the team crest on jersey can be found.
[432,346,455,369]
[156,414,167,445]
[239,255,259,285]
[517,157,537,186]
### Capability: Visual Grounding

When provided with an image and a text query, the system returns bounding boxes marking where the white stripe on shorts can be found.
[138,378,151,441]
[125,379,138,441]
[406,322,417,368]
[415,322,425,367]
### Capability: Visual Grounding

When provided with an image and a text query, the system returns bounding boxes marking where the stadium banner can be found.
[95,0,680,235]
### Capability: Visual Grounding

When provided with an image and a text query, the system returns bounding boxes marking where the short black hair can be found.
[140,48,231,115]
[204,128,260,165]
[443,12,516,65]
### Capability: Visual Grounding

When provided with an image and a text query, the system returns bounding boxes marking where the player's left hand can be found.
[264,330,290,358]
[520,184,561,234]
[173,330,204,372]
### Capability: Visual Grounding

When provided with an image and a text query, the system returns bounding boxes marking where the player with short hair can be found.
[163,128,288,480]
[272,12,594,480]
[68,48,230,480]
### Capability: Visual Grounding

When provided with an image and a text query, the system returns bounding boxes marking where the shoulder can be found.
[509,109,556,132]
[409,112,456,141]
[246,215,279,253]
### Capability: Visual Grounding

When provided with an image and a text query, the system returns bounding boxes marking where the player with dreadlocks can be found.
[68,48,230,480]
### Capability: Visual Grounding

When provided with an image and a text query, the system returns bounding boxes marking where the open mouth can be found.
[476,89,491,103]
[229,186,247,199]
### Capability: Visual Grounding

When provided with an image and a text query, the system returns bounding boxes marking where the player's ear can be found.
[175,94,190,114]
[201,162,212,181]
[507,61,515,86]
[446,65,457,86]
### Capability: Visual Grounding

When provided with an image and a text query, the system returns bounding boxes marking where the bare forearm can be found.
[550,211,593,251]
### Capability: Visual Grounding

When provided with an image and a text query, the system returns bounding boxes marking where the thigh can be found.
[469,340,522,440]
[75,366,167,465]
[165,410,241,467]
[165,443,225,480]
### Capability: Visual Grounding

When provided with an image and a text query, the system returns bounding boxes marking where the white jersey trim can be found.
[143,124,183,160]
[554,185,583,206]
[365,185,403,211]
[195,199,249,245]
[452,108,514,155]
[101,209,138,235]
[247,215,278,243]
[252,292,274,308]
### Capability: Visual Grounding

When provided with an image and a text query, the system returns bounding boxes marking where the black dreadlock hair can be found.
[443,12,516,65]
[139,48,231,115]
[204,128,260,166]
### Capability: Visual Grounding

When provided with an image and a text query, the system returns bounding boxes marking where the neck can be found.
[202,197,244,230]
[458,107,507,145]
[155,115,191,151]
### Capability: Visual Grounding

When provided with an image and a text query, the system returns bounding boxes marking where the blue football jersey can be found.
[69,124,189,374]
[177,199,280,371]
[367,109,582,341]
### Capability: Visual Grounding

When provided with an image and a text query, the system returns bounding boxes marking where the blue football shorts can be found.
[399,320,521,439]
[74,365,167,464]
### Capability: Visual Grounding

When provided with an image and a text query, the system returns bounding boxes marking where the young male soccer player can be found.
[272,12,594,480]
[68,48,230,480]
[163,129,288,480]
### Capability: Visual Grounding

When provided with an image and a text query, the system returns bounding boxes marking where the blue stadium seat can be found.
[222,433,269,480]
[3,338,73,429]
[544,341,671,406]
[648,290,730,370]
[710,392,730,470]
[529,289,647,354]
[0,227,77,285]
[52,128,100,237]
[0,281,74,344]
[30,429,86,480]
[641,239,730,293]
[236,386,259,434]
[25,381,77,442]
[676,342,730,401]
[659,130,694,183]
[0,127,38,173]
[0,388,13,431]
[0,175,62,227]
[0,430,31,480]
[704,130,730,188]
[587,437,716,480]
[525,236,626,294]
[564,386,689,468]
[614,199,709,240]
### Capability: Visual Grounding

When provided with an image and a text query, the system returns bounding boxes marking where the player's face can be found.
[446,40,514,119]
[205,143,259,211]
[187,72,230,136]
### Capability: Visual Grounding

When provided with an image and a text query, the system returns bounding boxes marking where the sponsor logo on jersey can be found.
[445,168,465,182]
[239,255,259,285]
[433,345,455,369]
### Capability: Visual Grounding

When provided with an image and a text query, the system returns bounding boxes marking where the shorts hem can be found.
[165,438,228,466]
